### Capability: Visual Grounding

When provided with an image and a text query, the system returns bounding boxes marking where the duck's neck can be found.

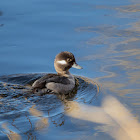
[57,70,71,77]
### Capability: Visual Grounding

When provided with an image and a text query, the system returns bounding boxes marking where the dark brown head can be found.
[54,51,82,75]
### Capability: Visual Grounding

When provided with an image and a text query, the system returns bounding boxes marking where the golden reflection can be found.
[117,4,140,13]
[65,101,113,125]
[65,96,140,140]
[76,7,140,107]
[119,89,140,97]
[29,105,49,130]
[2,123,21,140]
[128,71,140,84]
[29,105,44,117]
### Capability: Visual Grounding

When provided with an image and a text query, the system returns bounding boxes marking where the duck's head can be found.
[54,51,82,75]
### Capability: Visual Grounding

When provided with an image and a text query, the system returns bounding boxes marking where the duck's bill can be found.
[72,63,83,69]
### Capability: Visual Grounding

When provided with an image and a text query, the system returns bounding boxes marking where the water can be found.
[0,0,140,140]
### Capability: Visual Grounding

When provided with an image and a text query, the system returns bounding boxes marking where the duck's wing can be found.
[32,74,70,89]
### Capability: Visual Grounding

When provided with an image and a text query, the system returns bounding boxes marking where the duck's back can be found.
[32,73,75,94]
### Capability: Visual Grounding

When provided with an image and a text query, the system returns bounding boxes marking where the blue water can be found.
[0,0,130,76]
[1,0,140,139]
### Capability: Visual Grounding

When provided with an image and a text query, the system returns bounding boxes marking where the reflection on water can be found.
[29,105,49,130]
[117,4,140,13]
[75,1,140,116]
[1,76,140,140]
[66,96,140,140]
[0,0,140,139]
[2,123,21,140]
[0,74,99,139]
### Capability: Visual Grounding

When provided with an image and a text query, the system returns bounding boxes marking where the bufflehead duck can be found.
[32,51,82,94]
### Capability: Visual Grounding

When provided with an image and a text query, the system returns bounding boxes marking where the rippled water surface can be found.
[1,0,140,140]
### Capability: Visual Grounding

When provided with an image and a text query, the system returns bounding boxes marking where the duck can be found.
[32,51,82,94]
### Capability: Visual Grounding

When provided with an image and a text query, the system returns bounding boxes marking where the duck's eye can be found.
[67,58,72,62]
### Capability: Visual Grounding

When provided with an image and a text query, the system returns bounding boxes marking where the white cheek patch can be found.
[57,60,67,65]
